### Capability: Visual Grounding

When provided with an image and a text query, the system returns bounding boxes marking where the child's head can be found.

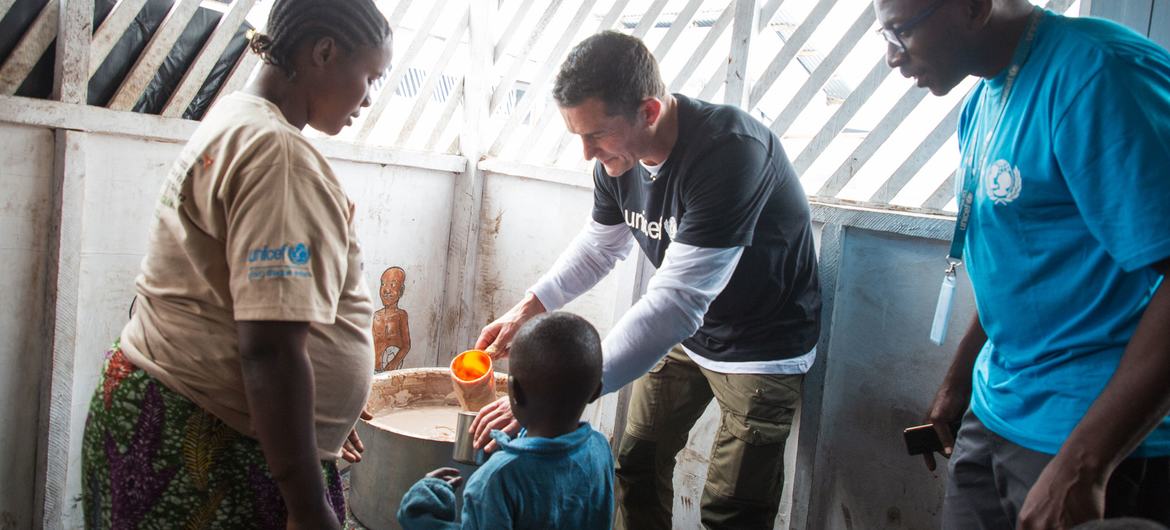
[507,312,603,429]
[250,0,393,134]
[380,267,405,306]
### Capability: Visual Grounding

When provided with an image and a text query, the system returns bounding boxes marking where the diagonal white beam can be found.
[764,5,874,133]
[512,0,632,162]
[791,57,890,174]
[89,0,148,78]
[107,0,201,110]
[355,0,449,141]
[0,0,60,95]
[161,0,257,118]
[493,0,537,63]
[487,0,598,156]
[650,0,704,60]
[815,86,928,197]
[668,2,733,92]
[489,0,565,114]
[209,47,258,108]
[394,12,468,145]
[747,0,835,109]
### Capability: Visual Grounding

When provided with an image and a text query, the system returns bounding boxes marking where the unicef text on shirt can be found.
[246,243,312,265]
[624,210,678,241]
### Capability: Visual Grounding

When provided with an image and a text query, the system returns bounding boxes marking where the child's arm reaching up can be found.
[397,468,463,530]
[398,465,517,530]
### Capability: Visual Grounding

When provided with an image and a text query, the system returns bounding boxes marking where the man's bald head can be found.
[381,266,405,284]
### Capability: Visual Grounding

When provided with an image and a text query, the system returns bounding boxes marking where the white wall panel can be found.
[0,123,54,530]
[336,160,457,369]
[473,172,623,351]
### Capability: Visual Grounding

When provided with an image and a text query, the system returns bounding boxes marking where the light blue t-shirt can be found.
[961,10,1170,457]
[397,423,615,529]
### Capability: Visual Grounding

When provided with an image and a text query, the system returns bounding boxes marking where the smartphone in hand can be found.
[903,421,961,456]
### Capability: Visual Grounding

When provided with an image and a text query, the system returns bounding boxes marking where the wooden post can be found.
[53,0,92,104]
[435,0,494,367]
[36,1,92,525]
[788,223,843,529]
[725,0,757,107]
[33,129,88,530]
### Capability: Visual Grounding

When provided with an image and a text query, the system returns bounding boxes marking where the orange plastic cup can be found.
[450,349,496,411]
[451,349,492,382]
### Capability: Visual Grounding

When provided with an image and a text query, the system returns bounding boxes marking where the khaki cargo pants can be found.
[615,346,802,530]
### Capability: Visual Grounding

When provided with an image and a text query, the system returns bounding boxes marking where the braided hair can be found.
[248,0,391,75]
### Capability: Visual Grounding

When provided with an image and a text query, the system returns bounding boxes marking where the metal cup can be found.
[452,410,483,465]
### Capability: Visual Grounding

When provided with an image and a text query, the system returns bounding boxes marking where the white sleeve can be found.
[600,243,744,394]
[528,219,635,311]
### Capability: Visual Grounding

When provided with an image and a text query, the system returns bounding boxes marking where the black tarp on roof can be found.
[1,0,251,120]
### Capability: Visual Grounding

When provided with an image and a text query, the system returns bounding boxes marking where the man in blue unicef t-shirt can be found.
[875,0,1170,528]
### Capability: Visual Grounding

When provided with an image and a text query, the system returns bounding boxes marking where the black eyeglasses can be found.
[876,0,948,54]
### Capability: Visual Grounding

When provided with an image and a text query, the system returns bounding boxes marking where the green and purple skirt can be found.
[81,343,345,529]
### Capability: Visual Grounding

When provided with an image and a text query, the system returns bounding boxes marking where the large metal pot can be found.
[349,368,507,530]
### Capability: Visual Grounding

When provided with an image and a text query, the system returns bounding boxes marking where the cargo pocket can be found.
[704,373,800,504]
[705,409,793,504]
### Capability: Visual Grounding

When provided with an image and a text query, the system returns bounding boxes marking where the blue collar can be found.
[489,422,595,457]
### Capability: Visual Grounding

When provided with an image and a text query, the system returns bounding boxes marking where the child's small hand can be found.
[471,396,520,453]
[426,467,463,489]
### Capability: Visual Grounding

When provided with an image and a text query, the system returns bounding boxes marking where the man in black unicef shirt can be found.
[471,31,821,528]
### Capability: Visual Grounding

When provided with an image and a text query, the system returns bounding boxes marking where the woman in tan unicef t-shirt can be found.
[79,2,392,529]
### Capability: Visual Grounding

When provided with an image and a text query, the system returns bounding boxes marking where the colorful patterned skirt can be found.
[81,343,345,529]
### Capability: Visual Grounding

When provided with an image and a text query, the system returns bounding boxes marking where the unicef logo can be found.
[664,216,678,240]
[983,159,1022,205]
[288,243,311,265]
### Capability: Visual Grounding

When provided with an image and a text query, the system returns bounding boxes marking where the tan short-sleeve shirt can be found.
[120,92,374,459]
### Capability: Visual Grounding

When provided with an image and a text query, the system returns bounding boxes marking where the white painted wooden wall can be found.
[0,123,55,530]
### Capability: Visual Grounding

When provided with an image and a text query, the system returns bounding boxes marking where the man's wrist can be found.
[942,374,972,393]
[1050,441,1113,487]
[519,291,548,317]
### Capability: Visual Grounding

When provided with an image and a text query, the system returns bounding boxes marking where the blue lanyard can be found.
[946,7,1044,270]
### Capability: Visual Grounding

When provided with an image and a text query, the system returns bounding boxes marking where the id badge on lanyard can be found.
[929,6,1042,345]
[929,172,976,345]
[930,267,958,344]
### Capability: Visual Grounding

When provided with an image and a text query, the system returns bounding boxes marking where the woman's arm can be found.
[239,320,339,530]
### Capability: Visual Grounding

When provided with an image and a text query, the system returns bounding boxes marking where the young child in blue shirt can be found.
[397,311,614,529]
